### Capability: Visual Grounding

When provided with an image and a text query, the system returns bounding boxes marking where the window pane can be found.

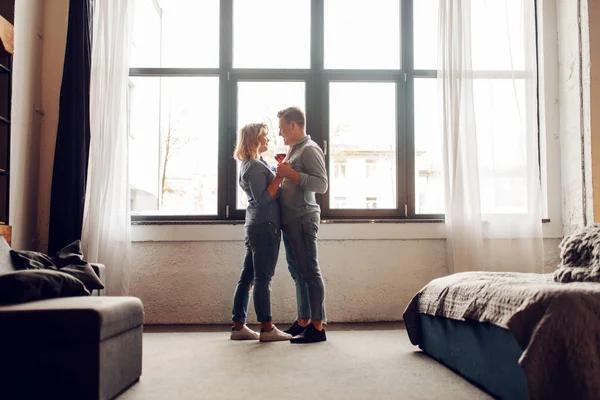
[471,1,526,70]
[233,0,310,69]
[414,79,531,215]
[329,82,396,209]
[236,82,306,209]
[325,0,400,69]
[474,79,529,213]
[413,0,438,70]
[131,0,219,68]
[129,77,219,215]
[414,78,444,214]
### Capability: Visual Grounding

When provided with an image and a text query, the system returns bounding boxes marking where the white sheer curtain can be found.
[438,0,544,273]
[82,0,133,295]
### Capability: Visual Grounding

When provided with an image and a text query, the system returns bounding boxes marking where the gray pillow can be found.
[0,269,90,304]
[53,240,104,291]
[10,250,57,270]
[59,264,104,291]
[6,240,104,291]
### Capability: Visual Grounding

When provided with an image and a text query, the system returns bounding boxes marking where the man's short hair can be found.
[277,106,305,129]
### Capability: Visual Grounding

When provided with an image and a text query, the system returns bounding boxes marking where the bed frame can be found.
[418,314,529,400]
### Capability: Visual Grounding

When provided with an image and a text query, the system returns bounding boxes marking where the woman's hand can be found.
[266,175,283,199]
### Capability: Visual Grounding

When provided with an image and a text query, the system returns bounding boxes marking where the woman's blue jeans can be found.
[232,222,281,323]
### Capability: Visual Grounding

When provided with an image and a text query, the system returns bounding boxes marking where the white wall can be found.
[556,0,594,233]
[131,238,448,324]
[10,0,44,250]
[132,237,561,325]
[12,0,68,252]
[130,224,561,324]
[538,0,563,229]
[588,0,600,219]
[37,0,68,252]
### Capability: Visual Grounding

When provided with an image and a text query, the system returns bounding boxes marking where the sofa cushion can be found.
[0,296,144,343]
[0,270,90,304]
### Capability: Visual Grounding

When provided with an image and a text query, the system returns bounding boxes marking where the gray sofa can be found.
[0,238,144,400]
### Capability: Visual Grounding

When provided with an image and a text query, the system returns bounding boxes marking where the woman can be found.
[230,123,291,341]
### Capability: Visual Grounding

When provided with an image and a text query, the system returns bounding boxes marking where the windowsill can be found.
[132,217,551,226]
[130,218,560,242]
[131,218,445,226]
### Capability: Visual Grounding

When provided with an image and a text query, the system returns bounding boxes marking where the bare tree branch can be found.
[160,115,198,206]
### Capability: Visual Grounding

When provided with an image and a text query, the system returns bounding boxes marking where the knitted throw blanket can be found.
[554,224,600,283]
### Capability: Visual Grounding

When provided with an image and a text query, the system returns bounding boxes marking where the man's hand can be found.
[276,162,294,178]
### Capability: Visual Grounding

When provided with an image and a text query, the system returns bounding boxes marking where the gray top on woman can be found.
[239,157,281,228]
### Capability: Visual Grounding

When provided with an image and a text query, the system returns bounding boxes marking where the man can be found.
[276,106,328,344]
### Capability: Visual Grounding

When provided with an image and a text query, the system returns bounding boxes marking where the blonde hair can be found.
[233,123,268,161]
[277,106,305,129]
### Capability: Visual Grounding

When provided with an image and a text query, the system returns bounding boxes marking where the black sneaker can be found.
[290,324,327,344]
[283,321,307,337]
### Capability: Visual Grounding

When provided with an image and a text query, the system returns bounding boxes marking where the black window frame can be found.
[130,0,530,223]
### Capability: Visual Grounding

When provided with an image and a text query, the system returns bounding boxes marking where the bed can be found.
[403,271,600,400]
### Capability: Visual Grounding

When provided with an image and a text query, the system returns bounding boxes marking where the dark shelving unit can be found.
[0,13,13,243]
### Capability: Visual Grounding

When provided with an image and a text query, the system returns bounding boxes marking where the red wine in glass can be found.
[275,153,286,163]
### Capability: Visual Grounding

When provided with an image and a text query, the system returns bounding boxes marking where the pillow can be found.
[53,240,87,267]
[0,270,90,304]
[53,240,104,291]
[58,264,104,291]
[554,223,600,283]
[10,250,57,270]
[558,223,600,269]
[8,241,104,291]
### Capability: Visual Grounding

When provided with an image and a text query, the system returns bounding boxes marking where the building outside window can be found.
[334,162,346,179]
[366,197,378,209]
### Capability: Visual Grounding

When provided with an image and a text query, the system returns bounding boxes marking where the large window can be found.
[129,0,536,221]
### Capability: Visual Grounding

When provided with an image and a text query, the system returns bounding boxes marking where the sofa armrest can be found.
[90,263,105,296]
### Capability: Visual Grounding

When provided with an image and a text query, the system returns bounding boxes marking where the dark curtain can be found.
[48,0,92,255]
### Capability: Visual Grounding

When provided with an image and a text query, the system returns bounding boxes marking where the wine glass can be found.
[274,151,286,164]
[274,139,287,164]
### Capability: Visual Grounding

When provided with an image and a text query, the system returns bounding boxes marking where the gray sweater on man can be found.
[280,135,328,224]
